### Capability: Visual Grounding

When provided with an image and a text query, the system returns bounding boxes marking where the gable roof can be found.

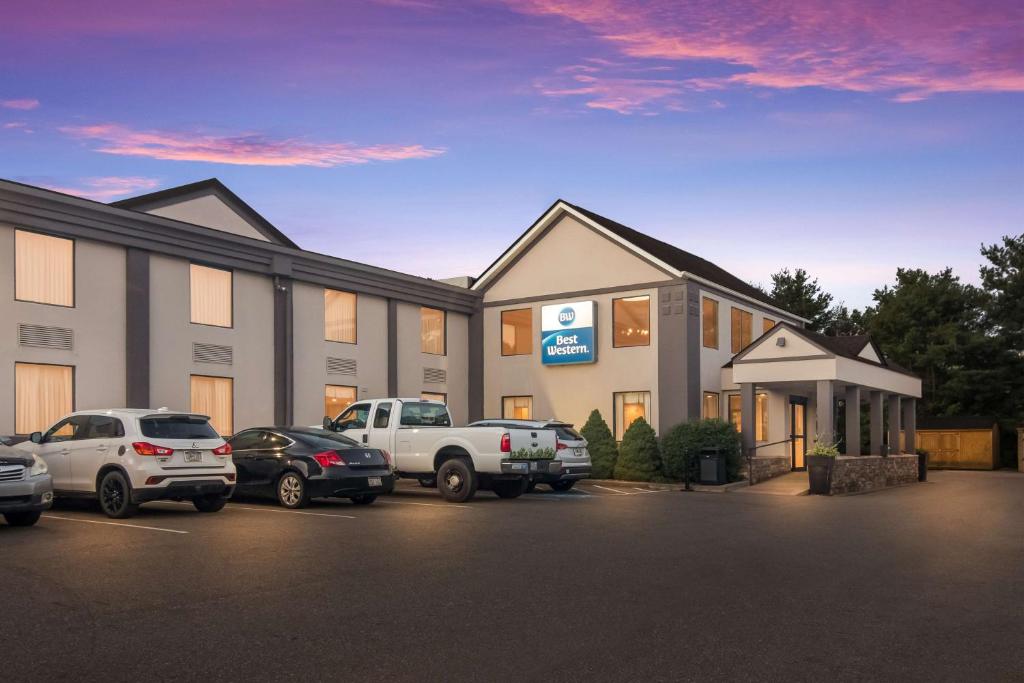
[473,199,803,320]
[111,178,299,248]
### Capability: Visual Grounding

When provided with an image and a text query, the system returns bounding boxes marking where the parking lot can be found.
[2,470,1022,682]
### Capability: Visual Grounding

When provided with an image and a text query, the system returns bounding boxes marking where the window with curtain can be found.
[421,307,446,355]
[613,296,650,347]
[501,308,532,356]
[727,392,768,440]
[614,391,651,440]
[728,394,742,430]
[421,392,447,403]
[702,297,718,348]
[703,392,720,419]
[190,375,233,436]
[15,230,74,307]
[325,384,357,420]
[763,317,776,333]
[190,264,232,327]
[731,307,753,353]
[502,396,533,419]
[325,289,357,343]
[15,363,73,434]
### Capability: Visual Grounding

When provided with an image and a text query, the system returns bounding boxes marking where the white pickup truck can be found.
[320,398,559,502]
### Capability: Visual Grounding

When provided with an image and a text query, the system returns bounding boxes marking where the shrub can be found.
[613,417,660,481]
[580,409,617,479]
[808,439,840,457]
[661,419,742,482]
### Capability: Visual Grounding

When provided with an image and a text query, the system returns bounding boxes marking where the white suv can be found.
[16,409,235,518]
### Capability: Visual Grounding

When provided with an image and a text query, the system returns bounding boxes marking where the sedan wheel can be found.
[277,472,309,509]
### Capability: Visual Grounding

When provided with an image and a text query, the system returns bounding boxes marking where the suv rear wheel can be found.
[277,472,310,509]
[550,480,576,492]
[350,494,377,505]
[437,458,477,503]
[98,471,139,518]
[3,510,41,527]
[193,494,228,513]
[492,478,527,499]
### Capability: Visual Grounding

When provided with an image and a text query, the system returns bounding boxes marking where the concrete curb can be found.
[583,478,750,493]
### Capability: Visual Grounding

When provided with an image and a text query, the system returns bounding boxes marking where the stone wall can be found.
[830,454,918,495]
[749,455,791,483]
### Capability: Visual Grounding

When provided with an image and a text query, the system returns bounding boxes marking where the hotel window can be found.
[763,317,776,334]
[502,396,533,420]
[325,384,357,420]
[613,296,650,347]
[190,264,232,328]
[727,392,769,441]
[15,230,74,307]
[15,363,73,434]
[702,297,719,349]
[190,375,233,436]
[702,392,720,420]
[421,392,447,403]
[730,307,753,353]
[325,289,357,343]
[501,308,532,356]
[613,391,651,441]
[421,307,446,355]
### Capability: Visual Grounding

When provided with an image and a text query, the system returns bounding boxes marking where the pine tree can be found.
[613,417,661,482]
[580,409,617,479]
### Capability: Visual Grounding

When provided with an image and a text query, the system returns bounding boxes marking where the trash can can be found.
[698,447,726,485]
[918,451,928,482]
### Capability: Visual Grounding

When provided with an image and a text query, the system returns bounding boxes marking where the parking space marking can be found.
[592,485,636,495]
[42,514,189,534]
[378,500,473,510]
[227,505,357,519]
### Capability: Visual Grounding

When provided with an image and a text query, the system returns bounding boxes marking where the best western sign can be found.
[541,301,596,365]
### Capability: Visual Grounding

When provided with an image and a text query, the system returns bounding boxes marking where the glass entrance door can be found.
[790,398,807,470]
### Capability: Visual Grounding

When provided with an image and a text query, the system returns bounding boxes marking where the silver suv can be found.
[0,441,53,527]
[469,419,592,491]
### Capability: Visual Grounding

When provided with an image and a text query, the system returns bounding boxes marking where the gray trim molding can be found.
[273,276,294,425]
[468,309,484,422]
[656,283,688,431]
[387,299,398,396]
[125,248,150,408]
[484,279,676,308]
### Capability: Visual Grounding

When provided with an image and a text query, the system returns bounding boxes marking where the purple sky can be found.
[2,0,1021,307]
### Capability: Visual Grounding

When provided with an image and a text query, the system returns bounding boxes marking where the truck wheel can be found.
[550,480,576,492]
[3,510,42,527]
[437,458,477,503]
[525,480,537,493]
[99,471,140,518]
[492,478,527,499]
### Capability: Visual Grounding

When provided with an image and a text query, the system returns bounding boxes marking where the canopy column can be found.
[740,382,756,458]
[888,395,902,454]
[902,398,917,454]
[869,391,884,455]
[845,385,861,456]
[816,380,835,445]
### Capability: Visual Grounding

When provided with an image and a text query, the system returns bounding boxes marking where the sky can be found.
[1,0,1021,308]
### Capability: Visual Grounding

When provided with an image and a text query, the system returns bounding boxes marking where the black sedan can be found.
[228,427,394,508]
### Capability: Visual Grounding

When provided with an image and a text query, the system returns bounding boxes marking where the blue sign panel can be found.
[541,300,597,365]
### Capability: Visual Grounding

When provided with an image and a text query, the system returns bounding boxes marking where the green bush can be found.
[808,440,839,457]
[580,409,617,479]
[661,419,743,482]
[613,417,661,481]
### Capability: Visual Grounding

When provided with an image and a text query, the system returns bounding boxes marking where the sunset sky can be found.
[1,0,1021,307]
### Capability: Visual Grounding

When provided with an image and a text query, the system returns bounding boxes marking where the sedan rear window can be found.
[140,416,220,439]
[400,402,451,426]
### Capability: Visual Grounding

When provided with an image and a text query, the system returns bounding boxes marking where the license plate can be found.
[183,450,203,463]
[367,477,382,487]
[573,448,584,457]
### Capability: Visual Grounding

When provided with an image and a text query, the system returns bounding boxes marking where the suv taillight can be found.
[213,443,232,456]
[556,439,567,450]
[133,442,174,456]
[313,451,345,468]
[500,433,511,453]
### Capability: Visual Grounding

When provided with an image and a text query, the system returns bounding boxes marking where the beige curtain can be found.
[501,309,532,356]
[190,375,233,436]
[190,264,232,327]
[421,307,445,355]
[613,296,651,347]
[756,393,769,441]
[703,392,720,419]
[324,289,357,343]
[324,384,357,419]
[702,297,718,348]
[16,230,74,307]
[615,391,651,440]
[503,396,532,419]
[15,363,73,434]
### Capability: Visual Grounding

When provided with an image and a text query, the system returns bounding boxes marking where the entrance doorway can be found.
[790,397,807,470]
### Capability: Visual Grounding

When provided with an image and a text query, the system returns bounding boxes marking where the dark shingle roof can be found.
[564,202,781,309]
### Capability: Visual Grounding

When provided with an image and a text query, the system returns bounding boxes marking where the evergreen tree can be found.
[580,409,618,479]
[767,268,836,333]
[613,417,660,482]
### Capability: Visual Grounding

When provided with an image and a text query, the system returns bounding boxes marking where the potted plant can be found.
[807,439,839,495]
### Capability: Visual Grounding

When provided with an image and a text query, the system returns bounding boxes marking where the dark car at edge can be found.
[228,427,394,508]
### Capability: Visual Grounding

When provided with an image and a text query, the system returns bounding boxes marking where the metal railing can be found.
[746,438,793,486]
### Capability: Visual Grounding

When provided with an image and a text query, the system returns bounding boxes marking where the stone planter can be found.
[807,455,835,495]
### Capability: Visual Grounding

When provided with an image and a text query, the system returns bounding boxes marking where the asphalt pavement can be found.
[1,471,1021,682]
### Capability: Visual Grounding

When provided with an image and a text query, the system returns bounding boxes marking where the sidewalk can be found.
[731,471,809,496]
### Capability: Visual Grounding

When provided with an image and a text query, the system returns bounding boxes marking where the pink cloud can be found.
[1,98,40,110]
[508,0,1024,108]
[38,176,162,201]
[59,123,446,167]
[2,121,34,132]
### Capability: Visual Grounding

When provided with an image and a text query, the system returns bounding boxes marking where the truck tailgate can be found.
[507,428,558,459]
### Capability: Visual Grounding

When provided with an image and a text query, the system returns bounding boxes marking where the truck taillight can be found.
[381,449,392,467]
[556,439,567,450]
[132,442,174,456]
[313,451,345,467]
[500,433,511,453]
[213,443,232,456]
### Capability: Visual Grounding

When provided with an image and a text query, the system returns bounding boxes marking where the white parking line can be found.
[42,514,189,534]
[379,500,473,510]
[592,484,636,495]
[227,505,357,519]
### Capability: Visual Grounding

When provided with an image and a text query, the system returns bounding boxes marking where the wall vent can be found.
[424,368,447,384]
[327,357,357,376]
[193,342,233,365]
[18,324,73,351]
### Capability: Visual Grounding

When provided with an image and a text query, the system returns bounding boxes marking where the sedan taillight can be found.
[313,451,345,468]
[213,443,232,456]
[133,442,174,456]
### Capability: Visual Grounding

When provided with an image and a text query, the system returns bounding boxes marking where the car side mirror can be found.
[322,417,334,431]
[30,431,43,444]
